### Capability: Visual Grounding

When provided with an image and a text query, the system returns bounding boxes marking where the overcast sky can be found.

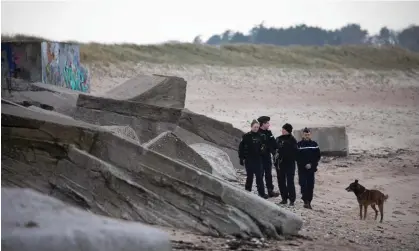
[2,0,419,44]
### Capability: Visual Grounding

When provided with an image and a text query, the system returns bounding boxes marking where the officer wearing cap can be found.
[238,119,268,199]
[274,123,298,206]
[257,116,280,198]
[297,127,321,209]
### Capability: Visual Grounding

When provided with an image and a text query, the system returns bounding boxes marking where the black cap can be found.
[303,127,311,133]
[257,116,270,124]
[282,123,293,133]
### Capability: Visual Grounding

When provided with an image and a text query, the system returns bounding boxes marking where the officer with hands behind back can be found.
[297,127,321,209]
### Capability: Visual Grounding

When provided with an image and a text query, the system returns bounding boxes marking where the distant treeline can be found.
[194,23,419,52]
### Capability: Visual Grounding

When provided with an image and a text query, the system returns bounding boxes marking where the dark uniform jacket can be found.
[275,134,298,166]
[258,129,277,157]
[296,139,321,172]
[238,131,263,160]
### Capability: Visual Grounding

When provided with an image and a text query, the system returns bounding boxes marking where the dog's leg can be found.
[359,204,363,220]
[378,202,384,223]
[363,204,368,220]
[371,204,378,221]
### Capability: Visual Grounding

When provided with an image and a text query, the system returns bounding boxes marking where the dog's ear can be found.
[354,179,358,184]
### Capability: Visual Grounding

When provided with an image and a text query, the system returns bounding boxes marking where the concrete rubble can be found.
[1,74,306,248]
[143,131,213,174]
[1,188,172,251]
[104,74,187,109]
[190,143,238,181]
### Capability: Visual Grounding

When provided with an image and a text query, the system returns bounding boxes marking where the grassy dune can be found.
[3,34,419,70]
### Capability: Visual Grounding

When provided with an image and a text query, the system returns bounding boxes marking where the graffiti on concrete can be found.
[41,42,90,92]
[1,42,43,82]
[42,42,60,86]
[63,63,89,92]
[1,41,89,92]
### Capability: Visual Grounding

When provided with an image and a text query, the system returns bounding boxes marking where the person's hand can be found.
[240,159,245,166]
[273,152,279,161]
[305,163,311,170]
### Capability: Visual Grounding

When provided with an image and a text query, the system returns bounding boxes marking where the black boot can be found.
[303,201,310,209]
[289,201,295,206]
[279,199,287,205]
[268,190,280,198]
[259,194,269,199]
[308,202,313,209]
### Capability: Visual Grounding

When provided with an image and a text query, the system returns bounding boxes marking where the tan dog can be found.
[345,179,389,223]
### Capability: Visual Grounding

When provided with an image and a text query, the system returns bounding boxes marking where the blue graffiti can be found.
[63,65,89,92]
[41,42,90,93]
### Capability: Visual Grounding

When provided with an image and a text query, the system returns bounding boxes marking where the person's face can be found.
[261,121,270,130]
[281,128,288,135]
[303,132,311,140]
[251,123,260,132]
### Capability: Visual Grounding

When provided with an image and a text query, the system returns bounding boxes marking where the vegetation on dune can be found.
[78,43,419,70]
[2,34,419,70]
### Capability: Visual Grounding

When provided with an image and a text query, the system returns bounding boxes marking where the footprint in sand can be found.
[392,210,406,216]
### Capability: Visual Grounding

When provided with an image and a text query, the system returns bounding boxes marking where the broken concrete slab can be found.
[74,106,177,143]
[178,108,243,150]
[293,126,349,156]
[104,74,187,108]
[1,188,172,251]
[172,126,243,171]
[27,105,74,120]
[1,81,83,118]
[75,94,243,150]
[190,143,238,182]
[74,94,244,172]
[2,90,77,117]
[143,131,212,174]
[102,125,140,144]
[2,104,303,238]
[76,93,182,123]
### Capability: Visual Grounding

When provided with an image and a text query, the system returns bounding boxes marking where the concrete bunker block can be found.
[294,126,349,156]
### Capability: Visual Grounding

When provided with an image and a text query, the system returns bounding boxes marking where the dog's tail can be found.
[384,194,389,201]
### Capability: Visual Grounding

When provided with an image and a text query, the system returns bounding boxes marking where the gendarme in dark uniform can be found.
[297,127,321,209]
[257,116,280,198]
[275,123,298,206]
[238,122,267,198]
